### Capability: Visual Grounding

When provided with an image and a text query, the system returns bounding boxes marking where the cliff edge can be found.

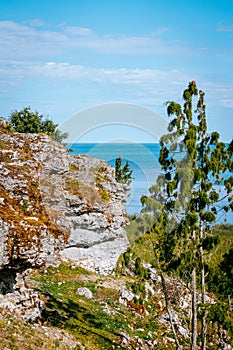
[0,120,129,274]
[0,120,129,319]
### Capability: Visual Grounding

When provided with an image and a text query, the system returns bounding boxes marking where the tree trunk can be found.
[201,265,207,350]
[228,295,232,311]
[200,223,207,350]
[160,272,182,350]
[191,267,197,350]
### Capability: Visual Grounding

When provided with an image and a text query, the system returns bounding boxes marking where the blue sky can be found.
[0,0,233,141]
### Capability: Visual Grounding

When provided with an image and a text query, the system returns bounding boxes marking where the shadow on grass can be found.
[41,292,122,348]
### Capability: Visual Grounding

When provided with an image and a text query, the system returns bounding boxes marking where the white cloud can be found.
[22,19,45,27]
[63,25,93,36]
[31,62,188,88]
[0,20,67,58]
[0,20,189,59]
[1,53,233,115]
[1,57,233,111]
[0,19,233,132]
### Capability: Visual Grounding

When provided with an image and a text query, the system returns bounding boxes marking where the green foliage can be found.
[220,246,233,280]
[9,107,55,134]
[115,156,133,185]
[8,107,68,144]
[123,250,131,267]
[131,81,233,349]
[207,244,233,299]
[21,200,30,212]
[202,234,221,251]
[206,302,233,336]
[128,280,146,300]
[134,258,147,279]
[52,128,69,144]
[140,81,233,269]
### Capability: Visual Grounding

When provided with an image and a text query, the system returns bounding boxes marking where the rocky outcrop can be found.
[56,154,130,274]
[0,121,129,318]
[0,134,67,270]
[0,269,42,321]
[0,126,129,272]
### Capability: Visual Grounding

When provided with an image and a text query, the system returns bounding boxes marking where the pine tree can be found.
[115,156,133,185]
[142,81,233,349]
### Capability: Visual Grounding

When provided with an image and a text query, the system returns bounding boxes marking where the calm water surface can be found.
[69,143,233,224]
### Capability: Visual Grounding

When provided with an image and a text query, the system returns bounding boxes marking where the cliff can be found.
[0,120,129,319]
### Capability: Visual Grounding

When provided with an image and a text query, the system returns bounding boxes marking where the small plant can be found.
[65,179,80,194]
[0,140,6,149]
[135,257,142,276]
[123,250,131,267]
[115,157,133,185]
[21,200,30,212]
[100,189,110,202]
[97,166,107,174]
[69,164,79,172]
[95,170,111,202]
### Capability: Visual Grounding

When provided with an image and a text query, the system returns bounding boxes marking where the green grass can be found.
[2,223,232,349]
[208,224,233,267]
[32,265,126,348]
[2,255,232,349]
[30,263,176,349]
[0,312,72,350]
[125,219,233,268]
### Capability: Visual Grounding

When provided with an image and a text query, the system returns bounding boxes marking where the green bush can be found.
[8,107,68,143]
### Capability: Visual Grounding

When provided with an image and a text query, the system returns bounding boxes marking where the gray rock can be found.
[0,219,10,266]
[0,130,130,319]
[177,325,189,338]
[0,132,129,274]
[119,289,135,305]
[159,311,179,324]
[148,267,161,283]
[60,236,128,275]
[0,270,42,321]
[76,287,93,299]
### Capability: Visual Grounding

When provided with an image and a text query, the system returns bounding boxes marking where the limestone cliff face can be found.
[0,121,129,276]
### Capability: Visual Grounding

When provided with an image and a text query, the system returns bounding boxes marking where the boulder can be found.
[76,287,93,299]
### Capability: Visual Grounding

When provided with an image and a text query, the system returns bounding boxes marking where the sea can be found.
[69,143,233,224]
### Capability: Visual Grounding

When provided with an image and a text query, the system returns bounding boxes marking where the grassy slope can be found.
[29,264,166,350]
[125,219,233,267]
[0,312,76,350]
[210,224,233,267]
[1,221,233,349]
